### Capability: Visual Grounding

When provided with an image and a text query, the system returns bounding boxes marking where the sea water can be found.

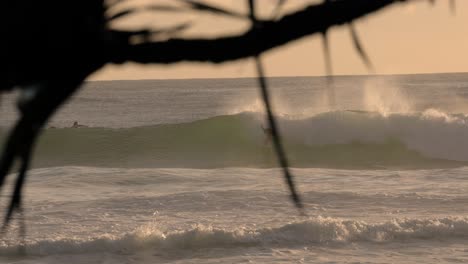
[1,73,468,263]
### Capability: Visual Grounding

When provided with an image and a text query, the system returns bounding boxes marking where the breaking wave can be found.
[2,110,468,169]
[2,216,468,256]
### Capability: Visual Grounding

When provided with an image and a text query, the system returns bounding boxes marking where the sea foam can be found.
[2,216,468,256]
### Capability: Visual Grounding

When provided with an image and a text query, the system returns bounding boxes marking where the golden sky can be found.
[92,0,468,80]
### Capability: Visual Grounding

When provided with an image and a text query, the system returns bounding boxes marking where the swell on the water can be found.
[2,216,468,256]
[1,110,468,169]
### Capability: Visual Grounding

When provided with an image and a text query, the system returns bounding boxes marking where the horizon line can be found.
[88,71,468,82]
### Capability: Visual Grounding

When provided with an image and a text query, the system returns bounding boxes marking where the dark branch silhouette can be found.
[114,0,405,64]
[349,23,375,72]
[248,0,303,211]
[0,0,413,229]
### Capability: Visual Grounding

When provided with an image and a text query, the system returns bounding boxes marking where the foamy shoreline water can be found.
[3,166,468,263]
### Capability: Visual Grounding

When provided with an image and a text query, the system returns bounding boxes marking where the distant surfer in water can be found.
[261,124,273,144]
[71,121,88,128]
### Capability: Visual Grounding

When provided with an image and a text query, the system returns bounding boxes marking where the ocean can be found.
[2,73,468,263]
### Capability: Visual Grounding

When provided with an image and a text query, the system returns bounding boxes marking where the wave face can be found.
[2,216,468,256]
[2,110,468,169]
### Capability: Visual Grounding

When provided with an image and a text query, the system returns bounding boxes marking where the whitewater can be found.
[1,73,468,263]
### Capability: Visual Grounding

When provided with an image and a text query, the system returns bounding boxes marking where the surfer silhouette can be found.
[71,121,87,128]
[261,124,273,144]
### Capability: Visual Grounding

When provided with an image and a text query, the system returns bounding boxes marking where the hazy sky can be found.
[92,0,468,80]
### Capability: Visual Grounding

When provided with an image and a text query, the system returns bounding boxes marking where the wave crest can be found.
[3,216,468,256]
